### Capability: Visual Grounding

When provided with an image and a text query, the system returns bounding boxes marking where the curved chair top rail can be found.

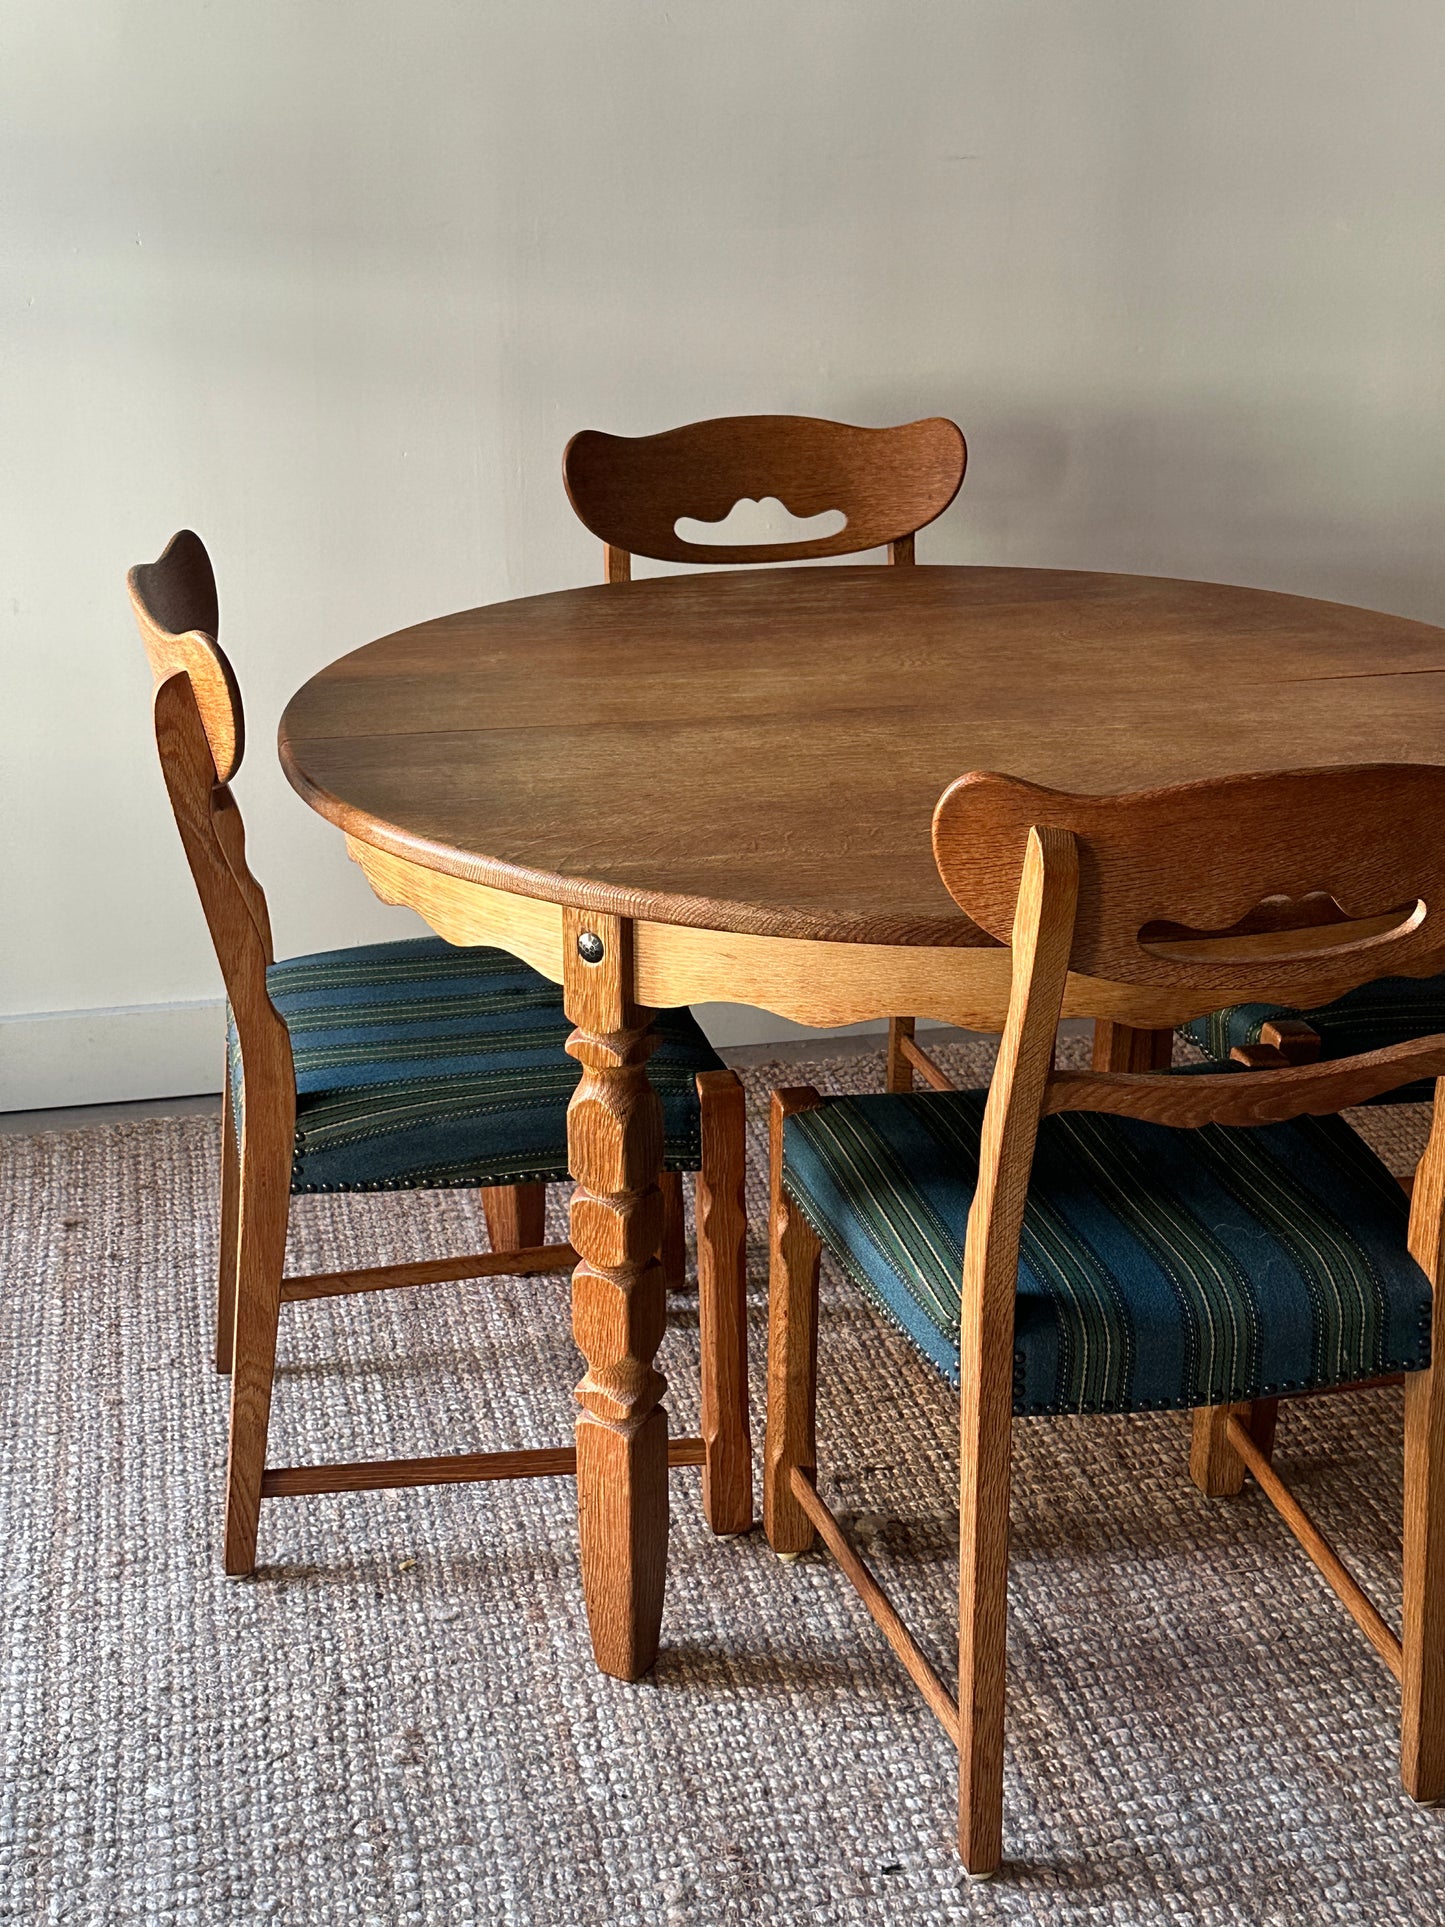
[932,763,1445,1009]
[562,414,966,567]
[128,529,278,1008]
[127,528,244,783]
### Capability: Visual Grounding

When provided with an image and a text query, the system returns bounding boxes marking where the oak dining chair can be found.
[563,412,968,1096]
[129,530,753,1575]
[762,763,1445,1874]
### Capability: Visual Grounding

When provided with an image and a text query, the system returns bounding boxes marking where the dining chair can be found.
[762,762,1445,1874]
[563,411,968,1097]
[130,529,753,1574]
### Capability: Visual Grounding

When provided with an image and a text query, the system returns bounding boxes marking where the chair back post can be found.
[953,822,1077,1871]
[564,414,966,579]
[963,825,1080,1320]
[1407,1072,1445,1391]
[1403,1015,1445,1796]
[129,534,292,1104]
[1410,1099,1445,1290]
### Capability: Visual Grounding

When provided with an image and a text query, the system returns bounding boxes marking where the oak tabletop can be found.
[279,564,1445,946]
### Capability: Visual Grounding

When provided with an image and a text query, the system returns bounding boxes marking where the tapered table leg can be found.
[563,909,669,1680]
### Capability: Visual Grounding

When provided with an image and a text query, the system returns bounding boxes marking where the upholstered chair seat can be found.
[230,936,724,1194]
[780,1087,1432,1416]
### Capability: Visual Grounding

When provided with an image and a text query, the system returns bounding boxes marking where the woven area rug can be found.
[3,1036,1443,1925]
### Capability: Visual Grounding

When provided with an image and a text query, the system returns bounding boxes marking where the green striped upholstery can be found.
[1183,976,1445,1100]
[227,936,726,1193]
[782,1090,1431,1415]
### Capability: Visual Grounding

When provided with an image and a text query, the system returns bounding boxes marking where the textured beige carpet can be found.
[2,1037,1443,1925]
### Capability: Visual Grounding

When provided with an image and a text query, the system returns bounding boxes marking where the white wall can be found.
[5,2,1445,1106]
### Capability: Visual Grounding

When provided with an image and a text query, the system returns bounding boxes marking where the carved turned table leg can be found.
[563,908,669,1680]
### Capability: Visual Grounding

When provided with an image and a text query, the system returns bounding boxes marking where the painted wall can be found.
[5,3,1445,1105]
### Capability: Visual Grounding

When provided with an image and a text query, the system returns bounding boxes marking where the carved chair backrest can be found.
[929,764,1445,1330]
[128,532,287,1090]
[563,414,966,581]
[129,528,239,780]
[934,766,1445,1016]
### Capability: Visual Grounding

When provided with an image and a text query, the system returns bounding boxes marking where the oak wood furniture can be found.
[564,411,968,1093]
[563,413,966,581]
[277,560,1445,1683]
[766,764,1445,1872]
[130,532,752,1578]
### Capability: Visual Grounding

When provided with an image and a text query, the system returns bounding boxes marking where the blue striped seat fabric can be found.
[227,937,726,1193]
[782,1089,1431,1416]
[1183,975,1445,1100]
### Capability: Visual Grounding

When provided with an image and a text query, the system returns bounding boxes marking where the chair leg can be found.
[957,1286,1015,1877]
[763,1088,823,1557]
[695,1070,751,1535]
[1404,1361,1445,1800]
[886,1016,916,1093]
[1248,1397,1280,1463]
[222,1113,291,1576]
[1189,1399,1278,1496]
[481,1182,547,1254]
[216,1065,240,1375]
[659,1170,688,1290]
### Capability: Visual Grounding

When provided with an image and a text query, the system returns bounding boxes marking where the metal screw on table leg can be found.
[577,930,605,964]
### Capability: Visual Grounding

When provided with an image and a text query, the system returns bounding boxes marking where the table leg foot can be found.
[576,1409,668,1679]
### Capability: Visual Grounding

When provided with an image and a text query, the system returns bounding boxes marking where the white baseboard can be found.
[0,997,943,1114]
[0,999,227,1112]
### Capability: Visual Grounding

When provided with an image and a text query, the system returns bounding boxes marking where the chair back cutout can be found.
[563,414,966,571]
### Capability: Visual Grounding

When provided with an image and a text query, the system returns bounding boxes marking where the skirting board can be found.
[0,999,228,1112]
[0,998,947,1114]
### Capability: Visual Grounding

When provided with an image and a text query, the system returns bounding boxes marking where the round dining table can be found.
[279,561,1445,1681]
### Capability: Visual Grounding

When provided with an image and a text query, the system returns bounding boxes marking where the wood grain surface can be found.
[130,531,242,784]
[280,565,1445,945]
[933,764,1445,1001]
[563,413,965,568]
